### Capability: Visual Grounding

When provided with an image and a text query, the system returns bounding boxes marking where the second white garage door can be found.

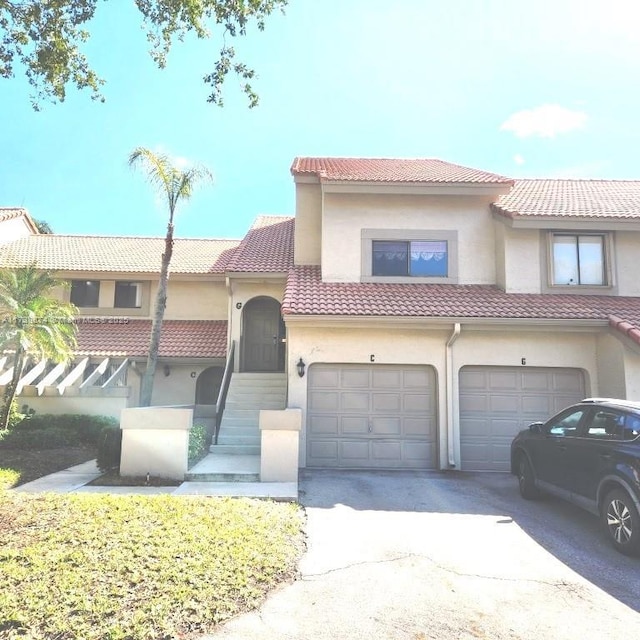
[307,364,437,469]
[459,366,585,472]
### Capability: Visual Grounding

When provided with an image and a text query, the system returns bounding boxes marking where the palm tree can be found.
[129,148,213,406]
[0,265,77,430]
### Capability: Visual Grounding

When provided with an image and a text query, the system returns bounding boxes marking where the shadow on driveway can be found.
[299,469,640,612]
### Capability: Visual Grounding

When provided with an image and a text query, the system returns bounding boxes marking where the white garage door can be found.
[307,364,437,469]
[459,366,585,472]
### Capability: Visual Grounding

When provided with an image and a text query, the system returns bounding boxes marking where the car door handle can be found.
[555,444,567,452]
[599,453,612,460]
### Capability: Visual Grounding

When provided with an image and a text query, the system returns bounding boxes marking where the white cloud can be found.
[500,104,588,139]
[513,154,525,165]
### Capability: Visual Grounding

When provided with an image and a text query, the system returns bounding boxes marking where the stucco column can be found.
[120,406,193,480]
[260,408,302,482]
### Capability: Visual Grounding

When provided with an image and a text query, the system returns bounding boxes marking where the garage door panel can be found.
[403,369,432,388]
[340,441,370,461]
[459,394,488,413]
[553,371,584,392]
[521,395,553,414]
[308,440,338,461]
[341,416,368,435]
[307,364,436,469]
[373,369,402,389]
[309,369,340,388]
[520,371,551,390]
[490,395,520,413]
[404,417,433,437]
[404,393,430,412]
[309,391,339,412]
[309,415,338,435]
[342,369,370,388]
[460,366,584,472]
[371,416,401,435]
[459,370,486,389]
[488,371,519,390]
[372,393,401,412]
[371,441,402,461]
[342,392,369,411]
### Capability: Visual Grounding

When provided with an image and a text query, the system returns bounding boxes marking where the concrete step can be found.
[210,444,260,455]
[185,453,260,482]
[216,425,260,437]
[225,400,285,410]
[217,434,260,446]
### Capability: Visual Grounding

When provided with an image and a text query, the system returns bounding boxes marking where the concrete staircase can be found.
[210,372,287,457]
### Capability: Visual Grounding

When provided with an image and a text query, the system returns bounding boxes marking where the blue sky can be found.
[1,0,639,240]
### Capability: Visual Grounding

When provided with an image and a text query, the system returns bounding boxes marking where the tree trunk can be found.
[0,347,25,431]
[139,223,174,406]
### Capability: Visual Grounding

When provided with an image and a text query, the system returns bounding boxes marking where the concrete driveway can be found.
[208,470,640,639]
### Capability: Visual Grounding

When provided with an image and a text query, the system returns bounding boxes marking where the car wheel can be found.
[602,489,640,556]
[517,455,540,500]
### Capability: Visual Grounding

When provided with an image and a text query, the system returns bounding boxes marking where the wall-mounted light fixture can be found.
[163,365,171,377]
[296,358,306,378]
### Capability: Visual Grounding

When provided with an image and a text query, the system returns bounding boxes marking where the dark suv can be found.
[511,398,640,556]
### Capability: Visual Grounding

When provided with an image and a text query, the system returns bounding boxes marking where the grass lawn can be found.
[0,491,305,639]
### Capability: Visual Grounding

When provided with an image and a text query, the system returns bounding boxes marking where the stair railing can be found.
[214,340,236,445]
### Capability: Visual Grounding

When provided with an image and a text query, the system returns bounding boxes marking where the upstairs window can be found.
[552,234,606,286]
[372,240,448,277]
[70,280,100,307]
[114,281,142,308]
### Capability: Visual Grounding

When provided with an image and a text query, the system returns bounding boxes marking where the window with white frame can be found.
[551,234,607,286]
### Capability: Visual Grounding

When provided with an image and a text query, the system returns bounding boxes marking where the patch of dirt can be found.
[88,473,181,487]
[0,447,96,486]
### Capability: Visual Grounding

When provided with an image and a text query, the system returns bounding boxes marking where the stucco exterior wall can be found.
[294,182,322,265]
[496,225,542,293]
[613,230,640,296]
[18,391,129,419]
[228,279,286,370]
[164,280,228,320]
[0,217,33,244]
[149,364,212,406]
[622,349,640,399]
[320,193,497,283]
[596,333,627,398]
[286,322,604,469]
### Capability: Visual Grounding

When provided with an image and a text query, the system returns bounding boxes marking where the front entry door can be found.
[242,297,285,372]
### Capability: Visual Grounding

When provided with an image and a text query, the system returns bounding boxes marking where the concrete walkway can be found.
[13,457,298,500]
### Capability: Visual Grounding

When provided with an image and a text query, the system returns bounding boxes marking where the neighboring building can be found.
[2,158,640,473]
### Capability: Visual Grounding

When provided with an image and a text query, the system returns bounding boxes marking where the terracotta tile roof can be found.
[291,157,513,184]
[283,266,640,325]
[493,179,640,220]
[225,216,294,273]
[0,235,240,274]
[75,319,227,358]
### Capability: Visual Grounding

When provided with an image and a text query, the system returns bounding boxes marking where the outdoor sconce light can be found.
[163,365,171,377]
[296,358,306,378]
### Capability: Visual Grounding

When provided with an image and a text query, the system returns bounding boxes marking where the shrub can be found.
[0,427,78,449]
[189,423,208,464]
[0,468,20,490]
[96,424,122,473]
[11,414,118,446]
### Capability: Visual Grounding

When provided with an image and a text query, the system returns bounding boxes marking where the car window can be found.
[584,410,625,439]
[623,415,640,441]
[547,409,586,436]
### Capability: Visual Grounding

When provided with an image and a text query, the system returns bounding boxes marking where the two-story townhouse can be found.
[3,159,640,476]
[283,158,640,473]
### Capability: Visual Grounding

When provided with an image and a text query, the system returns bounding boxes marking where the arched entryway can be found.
[241,296,285,372]
[195,366,225,404]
